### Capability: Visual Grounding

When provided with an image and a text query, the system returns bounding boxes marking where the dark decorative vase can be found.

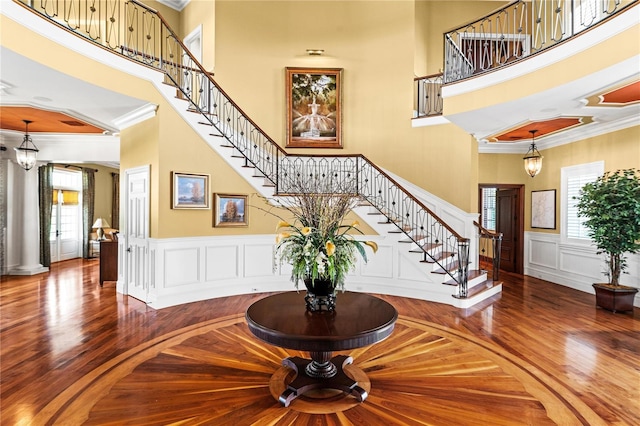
[593,283,638,313]
[303,278,337,312]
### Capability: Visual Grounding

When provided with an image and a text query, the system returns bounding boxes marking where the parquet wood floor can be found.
[1,259,638,425]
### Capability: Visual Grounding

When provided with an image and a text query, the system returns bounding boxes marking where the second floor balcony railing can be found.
[444,0,636,83]
[413,73,443,118]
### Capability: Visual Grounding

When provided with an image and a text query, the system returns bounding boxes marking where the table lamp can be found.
[92,218,110,240]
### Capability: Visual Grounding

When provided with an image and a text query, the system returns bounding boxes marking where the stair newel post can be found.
[457,238,470,297]
[492,233,502,281]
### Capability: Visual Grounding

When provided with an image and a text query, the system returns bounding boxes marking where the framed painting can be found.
[171,172,210,209]
[531,189,556,229]
[286,67,343,148]
[214,193,248,227]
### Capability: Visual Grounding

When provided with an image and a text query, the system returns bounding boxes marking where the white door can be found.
[49,191,82,262]
[49,170,83,262]
[123,165,150,302]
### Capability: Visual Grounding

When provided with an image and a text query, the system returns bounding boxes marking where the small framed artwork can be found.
[531,189,556,229]
[214,193,248,227]
[172,172,210,209]
[286,67,343,149]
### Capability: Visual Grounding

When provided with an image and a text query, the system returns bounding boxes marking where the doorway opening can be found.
[479,184,524,274]
[50,168,82,263]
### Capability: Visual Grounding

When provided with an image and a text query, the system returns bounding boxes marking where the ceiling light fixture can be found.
[523,129,543,178]
[15,120,39,171]
[306,49,324,56]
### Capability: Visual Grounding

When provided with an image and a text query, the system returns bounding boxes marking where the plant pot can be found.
[303,278,336,311]
[592,283,638,313]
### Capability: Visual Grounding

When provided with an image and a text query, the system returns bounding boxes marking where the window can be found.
[561,161,604,240]
[481,187,497,231]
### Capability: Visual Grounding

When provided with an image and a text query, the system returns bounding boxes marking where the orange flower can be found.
[365,241,378,253]
[325,240,336,256]
[301,227,312,236]
[275,220,290,231]
[275,232,291,244]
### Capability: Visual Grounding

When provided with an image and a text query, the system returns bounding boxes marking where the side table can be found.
[246,291,397,407]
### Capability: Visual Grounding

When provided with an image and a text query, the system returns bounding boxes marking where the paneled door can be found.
[123,165,150,303]
[49,170,82,263]
[496,188,521,274]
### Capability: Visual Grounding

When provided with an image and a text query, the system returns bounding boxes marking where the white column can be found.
[9,164,48,275]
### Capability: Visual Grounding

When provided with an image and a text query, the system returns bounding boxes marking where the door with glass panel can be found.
[49,170,82,263]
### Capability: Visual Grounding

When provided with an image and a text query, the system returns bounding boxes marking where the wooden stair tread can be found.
[400,234,429,243]
[452,279,500,300]
[431,260,466,274]
[442,269,487,286]
[409,242,441,252]
[420,251,455,264]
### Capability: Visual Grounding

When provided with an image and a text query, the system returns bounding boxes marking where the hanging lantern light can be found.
[14,120,39,171]
[523,129,543,178]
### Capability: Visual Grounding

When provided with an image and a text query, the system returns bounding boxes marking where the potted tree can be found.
[575,168,640,312]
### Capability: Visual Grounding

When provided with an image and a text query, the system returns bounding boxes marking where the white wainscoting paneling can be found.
[243,244,275,277]
[528,238,558,269]
[525,231,639,308]
[137,233,494,309]
[165,247,200,287]
[205,245,239,281]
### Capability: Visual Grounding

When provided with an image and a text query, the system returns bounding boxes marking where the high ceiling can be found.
[1,3,638,164]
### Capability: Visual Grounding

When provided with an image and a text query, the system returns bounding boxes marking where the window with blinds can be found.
[481,187,497,231]
[562,161,604,240]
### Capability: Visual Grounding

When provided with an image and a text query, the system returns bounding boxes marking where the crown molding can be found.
[112,103,158,130]
[156,0,190,12]
[478,115,640,154]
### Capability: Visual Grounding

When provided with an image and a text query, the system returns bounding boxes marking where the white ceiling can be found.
[0,47,151,135]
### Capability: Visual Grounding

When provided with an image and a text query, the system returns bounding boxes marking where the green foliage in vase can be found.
[575,168,640,286]
[256,179,377,291]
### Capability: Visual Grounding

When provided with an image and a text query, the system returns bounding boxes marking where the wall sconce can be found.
[15,120,39,171]
[523,129,543,178]
[306,49,324,56]
[92,217,110,240]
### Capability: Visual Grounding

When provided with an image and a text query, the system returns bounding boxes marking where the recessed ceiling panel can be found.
[487,117,593,143]
[0,106,104,133]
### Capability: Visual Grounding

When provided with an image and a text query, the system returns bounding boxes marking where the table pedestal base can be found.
[278,354,368,407]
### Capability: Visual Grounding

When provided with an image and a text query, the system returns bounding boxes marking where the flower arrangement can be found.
[265,187,378,292]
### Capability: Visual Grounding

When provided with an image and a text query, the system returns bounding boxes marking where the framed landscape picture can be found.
[172,172,210,209]
[286,67,342,148]
[531,189,556,229]
[214,193,248,227]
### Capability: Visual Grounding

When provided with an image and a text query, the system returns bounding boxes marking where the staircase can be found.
[11,0,502,307]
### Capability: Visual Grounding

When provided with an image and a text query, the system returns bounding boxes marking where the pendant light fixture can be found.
[14,120,39,171]
[523,129,543,178]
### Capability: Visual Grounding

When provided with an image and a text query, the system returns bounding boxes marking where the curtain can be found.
[82,169,95,259]
[38,164,54,267]
[111,172,120,230]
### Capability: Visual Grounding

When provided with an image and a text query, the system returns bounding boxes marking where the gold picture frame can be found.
[172,172,210,209]
[214,193,248,227]
[286,67,343,148]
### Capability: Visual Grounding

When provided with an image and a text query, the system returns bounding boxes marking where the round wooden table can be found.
[245,291,397,407]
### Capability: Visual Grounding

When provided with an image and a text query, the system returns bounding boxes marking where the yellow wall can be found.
[213,0,479,212]
[479,126,640,234]
[145,0,182,36]
[91,164,119,227]
[180,0,216,71]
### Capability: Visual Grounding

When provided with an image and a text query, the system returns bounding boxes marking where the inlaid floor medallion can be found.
[35,314,590,425]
